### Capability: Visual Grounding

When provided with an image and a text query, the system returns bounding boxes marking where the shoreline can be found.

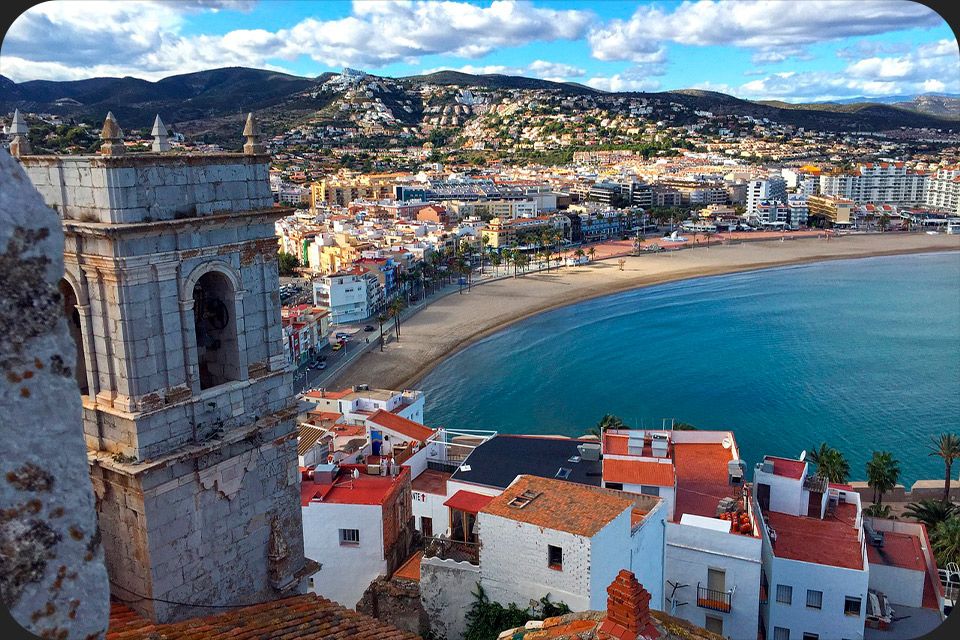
[329,234,960,392]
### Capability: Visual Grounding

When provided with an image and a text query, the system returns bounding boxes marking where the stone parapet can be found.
[18,153,273,224]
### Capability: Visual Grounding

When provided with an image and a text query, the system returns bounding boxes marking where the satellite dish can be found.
[721,437,732,449]
[799,450,807,462]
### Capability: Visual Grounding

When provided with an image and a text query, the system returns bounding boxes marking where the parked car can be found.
[331,343,343,351]
[363,325,375,332]
[316,362,326,370]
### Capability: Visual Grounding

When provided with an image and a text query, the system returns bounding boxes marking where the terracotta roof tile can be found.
[367,409,434,444]
[107,593,419,639]
[481,475,632,537]
[603,458,675,487]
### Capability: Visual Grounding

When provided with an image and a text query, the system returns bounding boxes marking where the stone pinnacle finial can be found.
[242,112,266,155]
[151,114,171,152]
[99,111,125,156]
[8,108,31,157]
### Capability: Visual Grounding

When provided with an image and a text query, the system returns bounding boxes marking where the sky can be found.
[1,0,958,102]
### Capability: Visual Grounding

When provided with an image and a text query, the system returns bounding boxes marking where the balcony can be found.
[423,536,480,565]
[697,584,733,613]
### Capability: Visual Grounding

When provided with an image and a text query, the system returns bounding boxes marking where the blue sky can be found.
[1,1,957,101]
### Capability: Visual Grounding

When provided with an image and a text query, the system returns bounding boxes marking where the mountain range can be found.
[2,67,957,145]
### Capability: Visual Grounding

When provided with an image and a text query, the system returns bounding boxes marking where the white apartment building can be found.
[304,386,425,425]
[477,474,666,612]
[747,177,788,215]
[602,428,763,640]
[301,463,412,608]
[924,166,960,215]
[753,456,869,640]
[820,162,927,206]
[787,194,809,229]
[312,269,381,323]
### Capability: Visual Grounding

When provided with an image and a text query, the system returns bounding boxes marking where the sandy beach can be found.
[331,233,960,391]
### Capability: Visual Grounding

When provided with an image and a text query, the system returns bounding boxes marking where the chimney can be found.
[599,570,660,640]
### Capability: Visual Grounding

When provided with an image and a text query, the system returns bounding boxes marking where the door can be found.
[421,516,433,538]
[705,616,723,635]
[708,568,726,593]
[757,483,770,512]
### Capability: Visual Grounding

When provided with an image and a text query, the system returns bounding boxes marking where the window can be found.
[776,584,792,605]
[640,485,661,497]
[844,596,861,616]
[548,545,563,570]
[606,482,624,491]
[339,528,360,545]
[806,590,822,609]
[705,616,723,635]
[802,634,819,640]
[773,627,789,640]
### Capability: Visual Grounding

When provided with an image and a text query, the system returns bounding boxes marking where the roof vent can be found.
[556,468,572,480]
[578,443,601,461]
[508,490,541,509]
[568,455,581,464]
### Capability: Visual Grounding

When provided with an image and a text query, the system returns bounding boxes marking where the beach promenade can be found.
[327,232,960,391]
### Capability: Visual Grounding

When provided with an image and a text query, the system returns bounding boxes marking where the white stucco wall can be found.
[867,563,924,608]
[629,500,667,612]
[622,482,676,520]
[765,553,868,640]
[302,501,386,608]
[477,512,593,611]
[412,488,449,535]
[754,465,809,517]
[665,520,762,640]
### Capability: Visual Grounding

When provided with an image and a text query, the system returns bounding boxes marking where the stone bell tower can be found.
[15,113,310,623]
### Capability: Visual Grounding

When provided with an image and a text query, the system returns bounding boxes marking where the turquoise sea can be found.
[421,252,960,486]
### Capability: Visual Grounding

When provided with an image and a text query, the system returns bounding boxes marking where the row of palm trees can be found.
[809,433,960,566]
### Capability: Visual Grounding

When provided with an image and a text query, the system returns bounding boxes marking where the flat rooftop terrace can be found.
[765,503,863,570]
[450,434,601,490]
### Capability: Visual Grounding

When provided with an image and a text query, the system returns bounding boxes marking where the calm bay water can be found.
[421,252,960,485]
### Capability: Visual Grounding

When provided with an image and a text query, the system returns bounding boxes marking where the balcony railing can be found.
[697,584,733,613]
[427,459,462,474]
[422,536,480,565]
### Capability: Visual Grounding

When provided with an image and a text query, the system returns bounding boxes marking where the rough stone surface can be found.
[356,576,430,637]
[420,556,481,640]
[0,148,110,638]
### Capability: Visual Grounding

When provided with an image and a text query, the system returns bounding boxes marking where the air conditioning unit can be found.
[728,459,745,485]
[366,463,381,475]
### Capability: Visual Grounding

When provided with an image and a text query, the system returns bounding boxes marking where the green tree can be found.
[277,251,300,276]
[904,499,957,530]
[930,433,960,503]
[588,246,597,262]
[866,451,901,506]
[588,414,625,438]
[673,422,697,431]
[377,312,387,352]
[573,248,585,265]
[932,517,960,566]
[464,583,570,640]
[807,443,850,484]
[863,503,893,518]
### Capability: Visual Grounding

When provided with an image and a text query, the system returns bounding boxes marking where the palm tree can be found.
[389,298,405,340]
[490,251,502,276]
[574,248,585,265]
[866,451,901,506]
[376,312,387,352]
[932,517,960,566]
[863,503,893,519]
[587,414,625,438]
[588,246,597,262]
[807,443,850,484]
[904,499,957,530]
[930,432,960,502]
[479,235,489,275]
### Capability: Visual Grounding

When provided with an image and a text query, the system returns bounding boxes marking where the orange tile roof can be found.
[481,475,632,537]
[603,458,675,487]
[107,593,419,640]
[767,456,806,479]
[765,507,864,570]
[367,409,435,444]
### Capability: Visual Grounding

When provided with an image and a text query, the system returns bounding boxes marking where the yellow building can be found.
[481,216,562,249]
[310,172,406,208]
[807,195,853,225]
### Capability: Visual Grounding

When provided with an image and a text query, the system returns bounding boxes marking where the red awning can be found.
[444,490,495,514]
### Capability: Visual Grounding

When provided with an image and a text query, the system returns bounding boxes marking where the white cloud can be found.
[586,68,661,93]
[1,0,593,81]
[588,0,944,64]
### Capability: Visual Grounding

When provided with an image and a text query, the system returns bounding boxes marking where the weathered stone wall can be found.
[19,154,273,224]
[357,577,430,637]
[420,556,481,640]
[0,148,111,637]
